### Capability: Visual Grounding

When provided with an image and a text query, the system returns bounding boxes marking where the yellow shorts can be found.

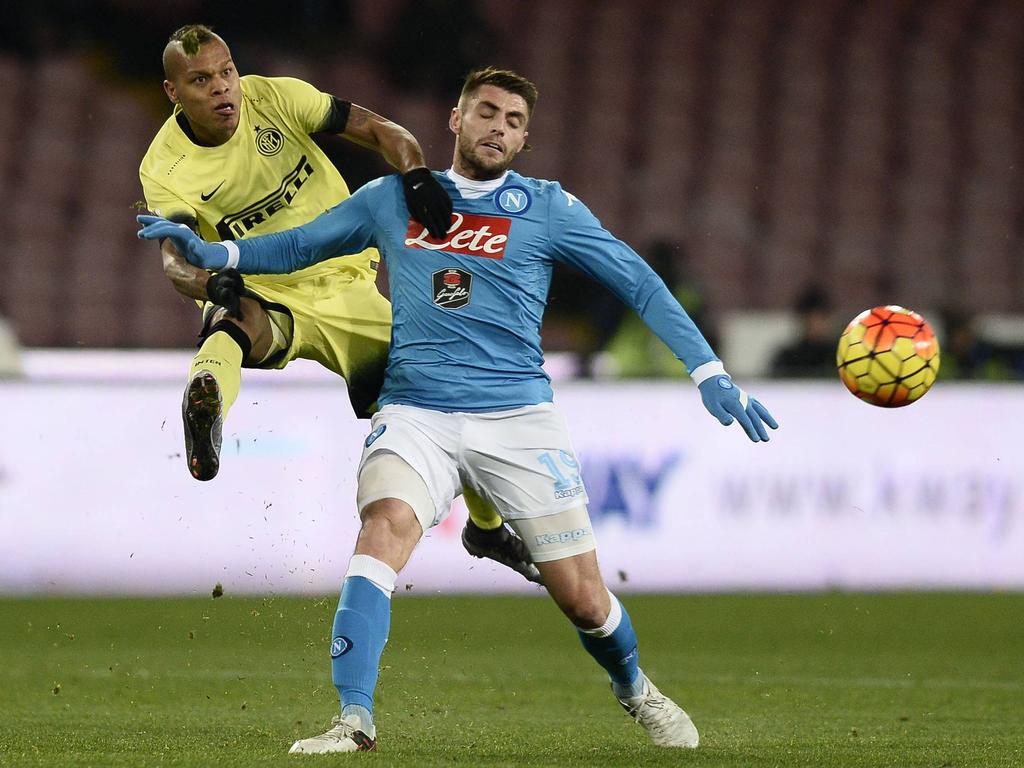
[200,262,391,418]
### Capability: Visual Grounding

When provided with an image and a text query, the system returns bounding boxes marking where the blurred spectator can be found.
[601,241,714,378]
[0,300,23,377]
[939,309,1024,380]
[769,284,837,379]
[383,0,500,98]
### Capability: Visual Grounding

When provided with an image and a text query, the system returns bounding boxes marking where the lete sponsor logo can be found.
[405,212,510,258]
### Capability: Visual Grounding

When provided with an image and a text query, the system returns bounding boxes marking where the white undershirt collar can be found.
[445,168,509,199]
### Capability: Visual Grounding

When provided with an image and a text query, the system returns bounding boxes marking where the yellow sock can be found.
[463,485,504,530]
[190,331,243,419]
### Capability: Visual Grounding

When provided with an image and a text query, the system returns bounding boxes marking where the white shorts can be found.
[357,403,590,530]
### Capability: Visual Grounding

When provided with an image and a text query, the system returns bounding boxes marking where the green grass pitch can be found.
[0,592,1021,767]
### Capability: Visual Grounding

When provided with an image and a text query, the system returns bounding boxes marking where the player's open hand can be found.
[137,215,229,270]
[401,168,453,239]
[697,375,778,442]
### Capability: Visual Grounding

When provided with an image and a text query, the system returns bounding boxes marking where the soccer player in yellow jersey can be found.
[139,24,539,583]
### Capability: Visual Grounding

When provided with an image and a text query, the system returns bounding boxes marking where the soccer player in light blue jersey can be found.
[139,67,778,754]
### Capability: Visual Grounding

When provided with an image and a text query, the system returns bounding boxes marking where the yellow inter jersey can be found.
[139,75,377,289]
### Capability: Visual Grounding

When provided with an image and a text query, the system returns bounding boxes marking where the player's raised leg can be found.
[184,299,274,480]
[523,509,699,748]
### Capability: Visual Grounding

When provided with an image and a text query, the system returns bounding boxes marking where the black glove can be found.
[205,268,246,320]
[401,167,452,239]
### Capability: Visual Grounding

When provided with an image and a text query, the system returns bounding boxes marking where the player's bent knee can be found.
[203,301,275,361]
[357,451,436,535]
[201,314,254,353]
[358,500,420,544]
[540,567,609,627]
[565,587,612,628]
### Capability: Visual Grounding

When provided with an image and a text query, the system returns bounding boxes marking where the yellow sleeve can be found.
[257,76,334,135]
[140,171,197,223]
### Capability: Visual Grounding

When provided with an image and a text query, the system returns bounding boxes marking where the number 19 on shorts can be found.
[537,451,585,500]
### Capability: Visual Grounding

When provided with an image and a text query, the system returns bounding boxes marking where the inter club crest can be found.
[255,126,284,156]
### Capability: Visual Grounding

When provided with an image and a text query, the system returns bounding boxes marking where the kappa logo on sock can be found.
[331,636,354,658]
[364,424,386,447]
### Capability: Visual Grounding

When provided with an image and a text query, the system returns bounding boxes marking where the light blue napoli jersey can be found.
[231,170,719,411]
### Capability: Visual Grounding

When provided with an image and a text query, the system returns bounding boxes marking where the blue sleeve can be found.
[233,183,379,274]
[548,186,718,373]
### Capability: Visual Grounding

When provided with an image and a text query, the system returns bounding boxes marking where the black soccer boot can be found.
[461,518,543,584]
[181,371,223,481]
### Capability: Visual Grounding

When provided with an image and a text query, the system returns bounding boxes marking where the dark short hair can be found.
[168,24,219,58]
[459,67,539,117]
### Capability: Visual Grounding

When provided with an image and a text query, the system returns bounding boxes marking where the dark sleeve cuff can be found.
[321,96,352,134]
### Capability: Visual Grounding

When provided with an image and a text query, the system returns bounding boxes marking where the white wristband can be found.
[219,241,240,270]
[689,360,728,386]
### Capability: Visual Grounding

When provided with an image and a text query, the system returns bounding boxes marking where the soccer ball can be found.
[836,305,940,407]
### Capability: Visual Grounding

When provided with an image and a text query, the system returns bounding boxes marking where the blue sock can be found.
[331,555,396,721]
[577,591,642,695]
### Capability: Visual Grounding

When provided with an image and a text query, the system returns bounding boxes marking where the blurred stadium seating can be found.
[0,0,1020,365]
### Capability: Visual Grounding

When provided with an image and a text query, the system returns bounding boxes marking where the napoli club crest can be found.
[496,186,531,215]
[331,636,353,657]
[432,268,473,309]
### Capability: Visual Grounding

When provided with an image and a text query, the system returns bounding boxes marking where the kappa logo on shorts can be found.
[432,268,473,309]
[554,485,585,500]
[364,424,387,447]
[331,636,353,657]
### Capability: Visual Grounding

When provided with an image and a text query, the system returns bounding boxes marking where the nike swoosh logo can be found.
[200,180,226,201]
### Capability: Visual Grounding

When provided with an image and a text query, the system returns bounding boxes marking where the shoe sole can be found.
[288,731,377,754]
[182,373,223,481]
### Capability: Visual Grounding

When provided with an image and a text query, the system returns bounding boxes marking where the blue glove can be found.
[137,215,229,270]
[698,375,778,442]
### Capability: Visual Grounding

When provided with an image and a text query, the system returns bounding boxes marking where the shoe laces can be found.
[316,715,356,743]
[626,689,682,738]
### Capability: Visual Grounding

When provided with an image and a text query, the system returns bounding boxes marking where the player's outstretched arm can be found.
[691,362,778,442]
[138,187,378,275]
[160,237,211,301]
[545,187,778,443]
[152,214,212,301]
[342,104,452,238]
[144,214,246,318]
[138,217,229,270]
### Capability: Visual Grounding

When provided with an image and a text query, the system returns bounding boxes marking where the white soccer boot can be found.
[288,714,377,754]
[618,675,699,748]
